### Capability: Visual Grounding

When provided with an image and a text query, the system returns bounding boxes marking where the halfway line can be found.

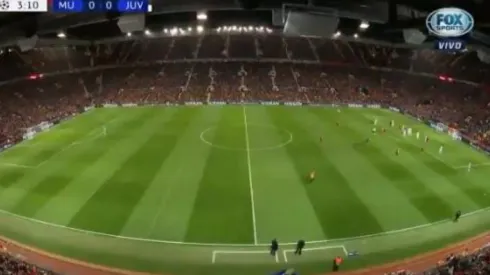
[243,106,258,245]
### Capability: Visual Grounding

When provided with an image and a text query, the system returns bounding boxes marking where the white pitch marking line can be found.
[0,163,35,168]
[243,106,258,245]
[275,252,279,263]
[0,205,488,247]
[341,245,348,256]
[0,121,114,169]
[455,162,490,169]
[283,250,288,263]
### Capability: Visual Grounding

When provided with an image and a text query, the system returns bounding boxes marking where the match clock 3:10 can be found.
[5,0,48,12]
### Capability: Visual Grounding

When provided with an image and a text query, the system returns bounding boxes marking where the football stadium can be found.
[0,0,490,274]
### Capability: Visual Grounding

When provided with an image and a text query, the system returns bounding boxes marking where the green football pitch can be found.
[0,105,490,275]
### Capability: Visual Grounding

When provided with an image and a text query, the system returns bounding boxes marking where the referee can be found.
[454,210,462,222]
[270,238,278,256]
[294,240,305,255]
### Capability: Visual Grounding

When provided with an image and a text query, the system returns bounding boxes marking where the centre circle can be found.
[200,124,293,151]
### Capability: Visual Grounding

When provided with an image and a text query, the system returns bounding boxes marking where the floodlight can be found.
[359,21,370,30]
[197,12,207,21]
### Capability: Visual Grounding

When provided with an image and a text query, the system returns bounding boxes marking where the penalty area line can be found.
[0,123,111,169]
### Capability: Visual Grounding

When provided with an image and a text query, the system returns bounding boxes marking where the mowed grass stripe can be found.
[371,109,487,164]
[120,107,223,241]
[10,109,157,217]
[386,132,490,209]
[267,107,384,238]
[185,107,254,244]
[0,111,116,190]
[67,108,201,234]
[245,106,326,243]
[341,109,454,221]
[354,110,484,211]
[1,112,112,167]
[306,108,430,231]
[34,108,171,225]
[0,111,122,210]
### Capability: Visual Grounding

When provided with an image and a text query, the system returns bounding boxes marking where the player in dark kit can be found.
[294,240,305,255]
[270,239,279,256]
[454,210,461,222]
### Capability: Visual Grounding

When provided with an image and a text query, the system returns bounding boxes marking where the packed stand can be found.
[386,242,490,275]
[0,33,489,149]
[0,249,59,275]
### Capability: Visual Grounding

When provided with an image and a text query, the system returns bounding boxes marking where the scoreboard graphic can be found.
[0,0,151,12]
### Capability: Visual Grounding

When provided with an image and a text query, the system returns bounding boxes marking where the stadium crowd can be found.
[0,251,57,275]
[0,34,489,274]
[388,243,490,275]
[1,34,489,149]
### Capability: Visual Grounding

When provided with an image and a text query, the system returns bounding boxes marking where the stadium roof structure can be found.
[0,0,489,49]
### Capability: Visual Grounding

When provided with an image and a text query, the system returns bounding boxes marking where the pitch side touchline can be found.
[243,106,259,245]
[0,201,488,247]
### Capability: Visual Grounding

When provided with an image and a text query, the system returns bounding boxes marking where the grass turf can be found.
[0,105,489,273]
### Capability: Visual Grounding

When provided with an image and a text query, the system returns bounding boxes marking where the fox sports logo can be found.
[426,7,474,37]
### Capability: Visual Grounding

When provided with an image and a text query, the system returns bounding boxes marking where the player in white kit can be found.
[407,128,412,136]
[439,145,444,154]
[416,131,420,139]
[373,118,378,125]
[468,162,472,172]
[390,120,394,127]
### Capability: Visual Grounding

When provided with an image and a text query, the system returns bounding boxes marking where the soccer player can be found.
[373,118,378,126]
[395,148,400,156]
[308,169,316,183]
[294,240,305,255]
[332,256,343,272]
[390,120,394,127]
[416,131,420,140]
[270,239,279,256]
[103,126,107,136]
[371,127,376,134]
[468,162,472,172]
[320,136,323,143]
[454,210,461,222]
[425,136,430,143]
[382,128,386,133]
[407,128,412,136]
[439,145,444,154]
